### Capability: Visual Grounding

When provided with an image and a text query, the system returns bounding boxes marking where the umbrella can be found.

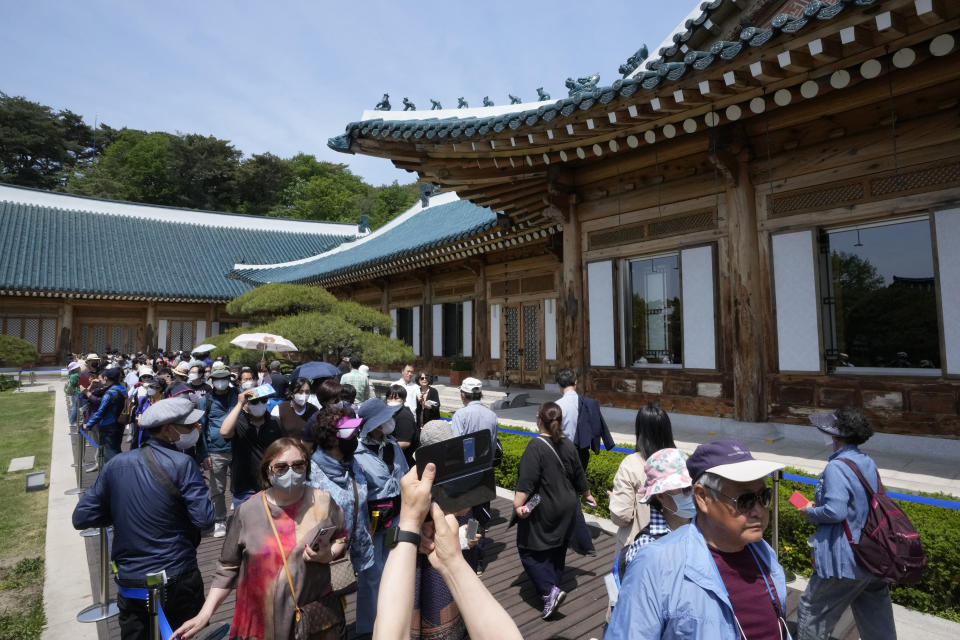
[192,343,217,354]
[229,333,298,359]
[290,361,340,381]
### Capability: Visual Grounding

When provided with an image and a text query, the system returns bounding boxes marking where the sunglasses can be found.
[271,460,307,474]
[248,398,267,406]
[713,487,773,513]
[418,376,428,381]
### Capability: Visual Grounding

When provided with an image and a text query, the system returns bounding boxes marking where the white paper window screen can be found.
[196,320,207,343]
[462,300,473,357]
[41,319,57,354]
[432,304,443,356]
[412,306,421,356]
[490,304,501,359]
[544,299,557,361]
[93,326,107,354]
[3,318,21,337]
[681,246,716,369]
[210,321,220,337]
[587,261,616,366]
[23,318,39,348]
[772,231,821,372]
[935,209,960,375]
[158,320,168,351]
[389,309,398,339]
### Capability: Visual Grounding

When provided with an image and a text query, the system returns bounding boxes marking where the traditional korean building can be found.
[0,184,357,364]
[303,0,959,437]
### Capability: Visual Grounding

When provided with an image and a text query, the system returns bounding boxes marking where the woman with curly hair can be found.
[512,401,589,620]
[796,407,897,640]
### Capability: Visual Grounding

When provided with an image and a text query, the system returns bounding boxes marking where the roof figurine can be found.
[402,97,416,111]
[508,94,521,104]
[457,97,468,108]
[482,96,494,107]
[374,93,391,111]
[536,87,550,101]
[419,183,439,208]
[619,44,649,77]
[565,73,600,98]
[429,99,442,110]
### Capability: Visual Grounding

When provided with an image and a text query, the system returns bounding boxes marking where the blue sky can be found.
[2,1,695,186]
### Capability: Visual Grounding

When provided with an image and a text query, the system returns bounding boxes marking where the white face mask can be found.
[213,379,230,391]
[270,468,306,492]
[380,418,396,436]
[137,386,148,399]
[247,403,267,417]
[174,427,200,451]
[241,381,255,391]
[187,373,200,383]
[386,400,403,408]
[664,492,697,519]
[294,393,308,406]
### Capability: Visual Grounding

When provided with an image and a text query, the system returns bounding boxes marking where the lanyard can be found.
[710,543,789,640]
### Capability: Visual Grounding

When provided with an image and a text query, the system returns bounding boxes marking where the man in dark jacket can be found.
[84,365,127,462]
[73,396,215,639]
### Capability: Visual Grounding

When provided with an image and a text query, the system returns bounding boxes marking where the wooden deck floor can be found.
[74,436,858,639]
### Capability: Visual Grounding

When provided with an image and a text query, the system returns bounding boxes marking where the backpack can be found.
[837,457,927,584]
[116,386,137,426]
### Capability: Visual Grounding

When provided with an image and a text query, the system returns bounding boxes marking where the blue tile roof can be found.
[0,200,353,301]
[328,0,876,153]
[230,197,498,285]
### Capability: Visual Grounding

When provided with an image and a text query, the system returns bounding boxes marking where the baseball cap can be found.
[458,377,483,394]
[685,440,784,484]
[139,396,204,430]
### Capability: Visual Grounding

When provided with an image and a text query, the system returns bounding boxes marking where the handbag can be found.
[329,478,359,595]
[262,493,344,640]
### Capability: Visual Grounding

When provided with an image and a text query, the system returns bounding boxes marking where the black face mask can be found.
[338,437,358,461]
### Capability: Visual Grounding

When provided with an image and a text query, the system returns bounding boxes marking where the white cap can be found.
[458,377,483,394]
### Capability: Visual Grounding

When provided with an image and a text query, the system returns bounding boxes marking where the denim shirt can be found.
[806,445,878,580]
[352,437,409,500]
[450,401,498,440]
[307,449,375,573]
[605,522,788,640]
[198,390,238,454]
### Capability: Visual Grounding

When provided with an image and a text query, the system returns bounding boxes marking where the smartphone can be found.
[310,525,336,549]
[466,518,479,540]
[463,437,476,464]
[248,383,276,400]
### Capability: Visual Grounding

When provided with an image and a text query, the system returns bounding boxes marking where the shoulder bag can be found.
[262,492,344,640]
[329,479,359,595]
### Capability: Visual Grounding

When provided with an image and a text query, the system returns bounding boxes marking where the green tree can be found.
[370,180,419,228]
[236,153,293,214]
[0,335,39,367]
[169,134,241,210]
[225,283,337,319]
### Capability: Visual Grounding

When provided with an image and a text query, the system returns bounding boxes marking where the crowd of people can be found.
[67,350,899,639]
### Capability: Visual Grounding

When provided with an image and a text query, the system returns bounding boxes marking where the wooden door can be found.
[502,302,543,385]
[77,323,138,354]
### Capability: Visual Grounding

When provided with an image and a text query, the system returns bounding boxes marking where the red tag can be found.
[789,491,810,510]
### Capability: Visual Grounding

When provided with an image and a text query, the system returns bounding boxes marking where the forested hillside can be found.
[0,92,418,228]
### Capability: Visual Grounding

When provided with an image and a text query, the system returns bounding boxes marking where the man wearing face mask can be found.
[198,362,238,537]
[72,396,215,639]
[386,384,419,468]
[164,362,194,400]
[238,367,257,393]
[220,387,284,508]
[352,398,410,637]
[186,363,211,401]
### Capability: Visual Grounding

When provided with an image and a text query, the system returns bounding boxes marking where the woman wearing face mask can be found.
[607,403,676,548]
[221,389,285,507]
[352,398,409,637]
[186,364,211,404]
[386,384,419,468]
[173,438,347,640]
[305,406,376,631]
[271,377,319,439]
[132,368,163,448]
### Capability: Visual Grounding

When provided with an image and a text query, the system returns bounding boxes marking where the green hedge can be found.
[0,335,38,368]
[493,428,960,622]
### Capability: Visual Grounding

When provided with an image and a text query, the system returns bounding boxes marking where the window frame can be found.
[441,302,464,358]
[618,250,685,370]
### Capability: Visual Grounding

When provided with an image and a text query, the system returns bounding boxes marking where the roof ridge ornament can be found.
[458,97,468,108]
[508,94,522,104]
[430,99,442,110]
[402,97,416,111]
[483,96,495,106]
[565,73,600,98]
[619,44,648,77]
[374,93,391,111]
[536,87,551,100]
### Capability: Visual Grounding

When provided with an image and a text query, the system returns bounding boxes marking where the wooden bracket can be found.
[708,148,740,187]
[463,258,486,276]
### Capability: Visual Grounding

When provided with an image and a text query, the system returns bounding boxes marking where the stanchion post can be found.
[65,429,86,495]
[146,572,165,640]
[772,470,780,558]
[76,525,119,622]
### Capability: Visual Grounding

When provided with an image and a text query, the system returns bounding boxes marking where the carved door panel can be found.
[501,303,543,385]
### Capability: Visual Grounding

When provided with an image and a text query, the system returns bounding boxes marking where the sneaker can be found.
[84,463,99,473]
[213,521,227,538]
[541,585,565,620]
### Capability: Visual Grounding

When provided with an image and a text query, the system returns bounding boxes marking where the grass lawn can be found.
[0,390,54,640]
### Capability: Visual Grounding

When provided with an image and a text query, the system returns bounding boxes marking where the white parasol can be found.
[229,333,298,359]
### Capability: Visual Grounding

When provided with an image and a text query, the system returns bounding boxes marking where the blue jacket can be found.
[308,448,375,573]
[605,522,788,640]
[72,439,215,581]
[806,445,878,580]
[85,383,126,430]
[198,389,238,454]
[574,395,615,454]
[353,437,409,500]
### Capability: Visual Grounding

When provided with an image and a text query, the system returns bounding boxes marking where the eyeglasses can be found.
[271,460,307,474]
[712,487,772,512]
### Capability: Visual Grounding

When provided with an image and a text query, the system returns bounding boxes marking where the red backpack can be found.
[838,457,927,584]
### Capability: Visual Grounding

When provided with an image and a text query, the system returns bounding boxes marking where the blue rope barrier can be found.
[495,424,960,510]
[79,428,99,449]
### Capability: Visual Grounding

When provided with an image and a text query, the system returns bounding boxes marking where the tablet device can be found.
[416,431,496,513]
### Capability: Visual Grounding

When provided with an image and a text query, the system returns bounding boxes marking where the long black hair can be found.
[635,403,675,458]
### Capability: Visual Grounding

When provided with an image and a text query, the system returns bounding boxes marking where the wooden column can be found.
[421,273,433,362]
[467,259,488,376]
[146,302,157,352]
[723,153,767,423]
[58,300,73,362]
[560,193,585,375]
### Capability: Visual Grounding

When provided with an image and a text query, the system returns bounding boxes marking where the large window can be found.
[624,254,682,366]
[442,302,464,357]
[819,217,940,371]
[1,316,58,355]
[396,308,414,347]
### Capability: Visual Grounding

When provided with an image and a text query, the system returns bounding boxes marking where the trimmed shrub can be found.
[225,283,337,318]
[493,427,960,621]
[332,300,393,334]
[0,335,38,368]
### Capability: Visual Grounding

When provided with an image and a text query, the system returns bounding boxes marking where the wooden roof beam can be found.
[914,0,950,25]
[807,36,843,64]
